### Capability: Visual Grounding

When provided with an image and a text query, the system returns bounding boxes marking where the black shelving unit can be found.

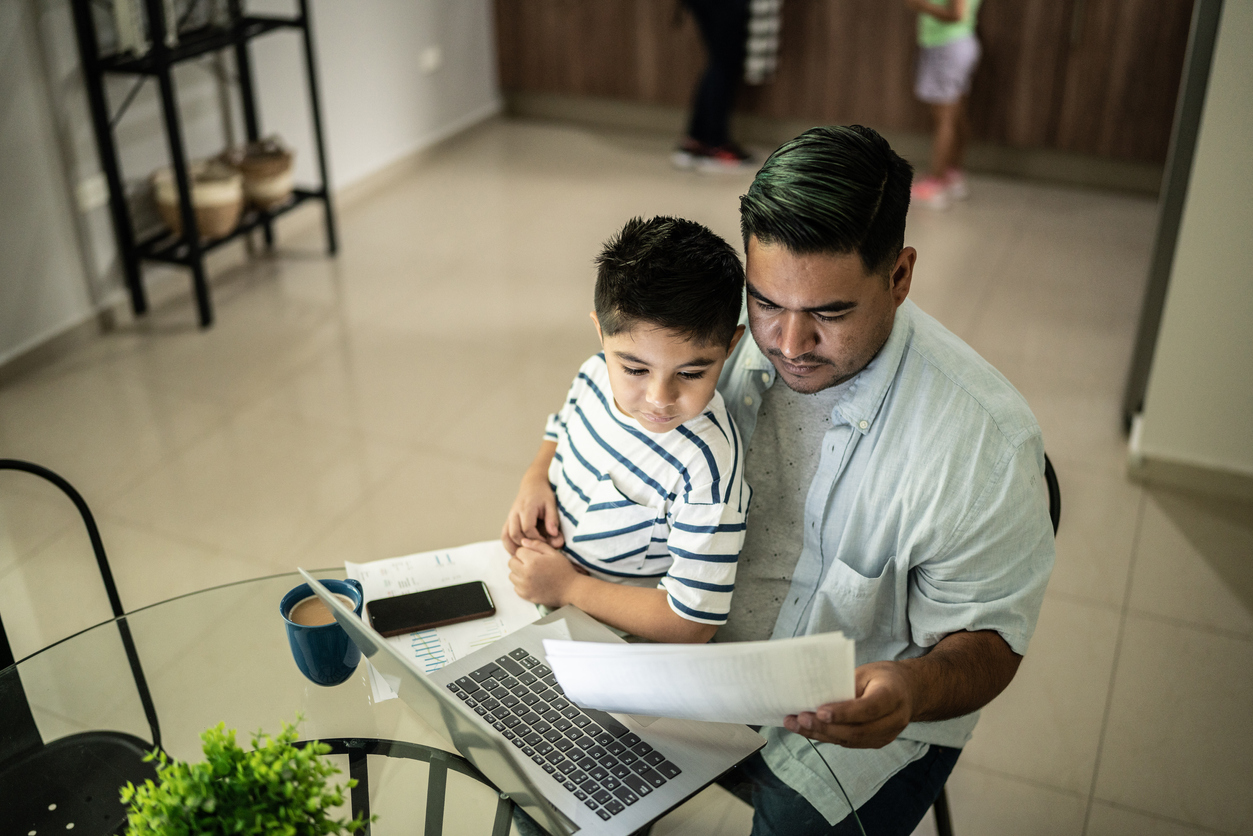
[70,0,337,328]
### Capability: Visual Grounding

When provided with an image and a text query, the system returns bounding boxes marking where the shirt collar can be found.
[743,299,917,436]
[835,299,916,434]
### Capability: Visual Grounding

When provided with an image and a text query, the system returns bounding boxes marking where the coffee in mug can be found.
[280,578,364,687]
[287,593,355,626]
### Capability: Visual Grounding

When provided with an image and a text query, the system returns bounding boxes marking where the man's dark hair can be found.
[595,216,745,347]
[740,125,913,276]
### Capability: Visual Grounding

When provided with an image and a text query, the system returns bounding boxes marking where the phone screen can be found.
[366,581,496,637]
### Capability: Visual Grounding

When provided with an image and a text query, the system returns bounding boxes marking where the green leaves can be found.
[119,717,372,836]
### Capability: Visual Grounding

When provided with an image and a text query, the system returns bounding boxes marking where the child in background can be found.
[501,216,749,643]
[908,0,984,209]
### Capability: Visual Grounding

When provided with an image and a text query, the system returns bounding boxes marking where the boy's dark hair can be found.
[740,125,914,276]
[595,216,745,347]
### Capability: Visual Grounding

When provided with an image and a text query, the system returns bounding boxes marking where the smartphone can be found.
[366,581,496,637]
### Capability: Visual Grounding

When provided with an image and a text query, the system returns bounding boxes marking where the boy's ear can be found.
[589,311,604,344]
[727,324,746,355]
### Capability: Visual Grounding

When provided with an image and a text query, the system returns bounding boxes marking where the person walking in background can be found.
[672,0,754,172]
[908,0,983,209]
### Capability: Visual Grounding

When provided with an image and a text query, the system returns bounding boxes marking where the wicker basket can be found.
[222,137,294,210]
[152,160,243,240]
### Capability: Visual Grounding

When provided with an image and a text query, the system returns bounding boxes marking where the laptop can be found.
[297,569,764,835]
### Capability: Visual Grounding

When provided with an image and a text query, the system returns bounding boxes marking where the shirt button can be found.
[858,420,869,430]
[744,396,753,406]
[760,372,770,384]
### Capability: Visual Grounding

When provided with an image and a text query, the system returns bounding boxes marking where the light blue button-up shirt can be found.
[717,299,1055,823]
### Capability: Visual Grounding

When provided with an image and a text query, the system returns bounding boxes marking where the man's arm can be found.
[784,629,1021,749]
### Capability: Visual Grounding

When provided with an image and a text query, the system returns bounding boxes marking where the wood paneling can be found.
[738,0,924,130]
[495,0,1194,163]
[1055,0,1194,162]
[967,0,1073,148]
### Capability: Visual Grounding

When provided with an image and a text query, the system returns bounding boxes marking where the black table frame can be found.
[298,738,514,836]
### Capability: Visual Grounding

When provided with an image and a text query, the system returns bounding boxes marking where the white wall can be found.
[251,0,501,190]
[0,0,501,366]
[0,0,97,365]
[1134,1,1253,484]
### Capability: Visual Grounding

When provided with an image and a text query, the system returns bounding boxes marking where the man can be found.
[715,125,1054,835]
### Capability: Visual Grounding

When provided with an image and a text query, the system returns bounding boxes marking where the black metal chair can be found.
[0,459,162,835]
[931,453,1060,836]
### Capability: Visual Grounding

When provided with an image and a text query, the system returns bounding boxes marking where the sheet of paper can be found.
[346,540,542,702]
[542,632,855,726]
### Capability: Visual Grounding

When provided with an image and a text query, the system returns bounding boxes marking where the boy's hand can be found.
[501,474,565,557]
[508,538,582,608]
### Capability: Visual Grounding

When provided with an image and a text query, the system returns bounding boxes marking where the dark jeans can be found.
[682,0,749,147]
[718,745,962,836]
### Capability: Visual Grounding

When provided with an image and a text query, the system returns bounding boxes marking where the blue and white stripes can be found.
[543,354,750,625]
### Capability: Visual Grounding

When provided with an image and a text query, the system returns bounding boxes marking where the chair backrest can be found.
[1044,454,1061,537]
[0,460,161,752]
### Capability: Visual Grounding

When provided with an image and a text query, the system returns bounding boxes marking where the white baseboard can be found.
[1127,414,1253,502]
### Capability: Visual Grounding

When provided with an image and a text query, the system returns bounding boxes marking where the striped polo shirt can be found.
[543,353,750,625]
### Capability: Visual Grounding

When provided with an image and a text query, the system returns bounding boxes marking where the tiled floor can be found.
[2,118,1251,835]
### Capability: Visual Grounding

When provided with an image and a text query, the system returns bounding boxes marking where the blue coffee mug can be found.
[280,578,364,686]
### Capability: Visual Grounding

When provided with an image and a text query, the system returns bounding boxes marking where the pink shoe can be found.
[911,176,950,210]
[945,169,969,200]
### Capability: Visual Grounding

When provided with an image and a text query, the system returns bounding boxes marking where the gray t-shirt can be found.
[719,377,853,643]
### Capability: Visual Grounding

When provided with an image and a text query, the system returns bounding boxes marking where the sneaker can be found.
[945,169,970,201]
[697,144,753,173]
[911,176,950,210]
[672,139,753,173]
[671,140,704,170]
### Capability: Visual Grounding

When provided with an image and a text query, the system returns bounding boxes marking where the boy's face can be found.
[592,314,744,434]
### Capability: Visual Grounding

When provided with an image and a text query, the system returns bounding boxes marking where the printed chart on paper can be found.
[346,541,542,701]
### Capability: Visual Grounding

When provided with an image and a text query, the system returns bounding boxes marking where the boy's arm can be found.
[510,539,718,643]
[906,0,964,23]
[501,441,563,557]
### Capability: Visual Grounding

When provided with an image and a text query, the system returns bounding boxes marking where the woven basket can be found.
[222,137,295,210]
[152,160,243,240]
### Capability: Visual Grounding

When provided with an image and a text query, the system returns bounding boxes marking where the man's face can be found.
[594,315,745,433]
[745,236,915,394]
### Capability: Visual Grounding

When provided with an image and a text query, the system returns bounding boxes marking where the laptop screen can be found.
[297,569,577,836]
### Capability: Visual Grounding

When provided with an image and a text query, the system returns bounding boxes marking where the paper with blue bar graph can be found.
[346,540,542,702]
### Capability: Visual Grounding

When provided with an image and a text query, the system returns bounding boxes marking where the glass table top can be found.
[3,570,509,835]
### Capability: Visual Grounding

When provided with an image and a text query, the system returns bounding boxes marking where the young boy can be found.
[500,216,749,643]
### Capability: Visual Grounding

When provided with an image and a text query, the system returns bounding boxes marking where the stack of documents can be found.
[346,540,542,701]
[543,632,855,727]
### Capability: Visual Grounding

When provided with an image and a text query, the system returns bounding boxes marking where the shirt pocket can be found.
[570,479,661,572]
[812,557,899,649]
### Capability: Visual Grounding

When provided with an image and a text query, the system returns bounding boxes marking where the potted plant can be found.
[119,717,372,835]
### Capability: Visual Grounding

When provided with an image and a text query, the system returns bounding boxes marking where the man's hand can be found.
[784,661,915,749]
[508,538,582,608]
[784,631,1021,749]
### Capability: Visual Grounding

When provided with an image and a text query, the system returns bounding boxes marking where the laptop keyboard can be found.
[447,647,682,822]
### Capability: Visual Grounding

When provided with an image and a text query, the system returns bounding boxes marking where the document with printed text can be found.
[543,632,855,726]
[346,541,542,702]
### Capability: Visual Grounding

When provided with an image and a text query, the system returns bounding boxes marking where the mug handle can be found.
[344,578,364,612]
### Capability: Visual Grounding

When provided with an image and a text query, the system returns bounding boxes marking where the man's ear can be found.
[727,323,746,355]
[889,247,916,307]
[589,311,604,344]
